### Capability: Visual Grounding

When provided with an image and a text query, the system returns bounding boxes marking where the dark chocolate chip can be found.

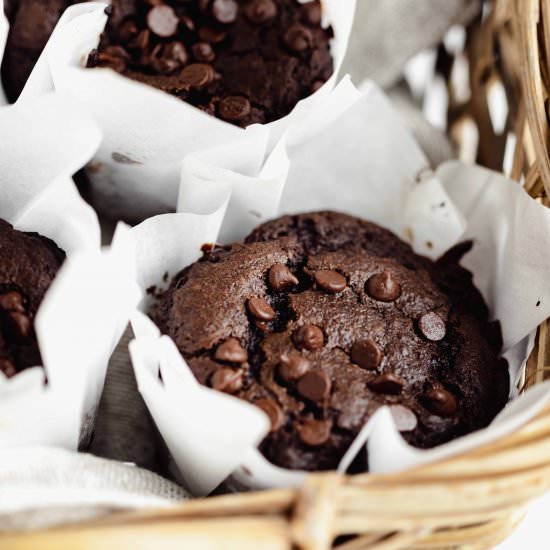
[0,291,24,312]
[212,0,239,24]
[247,297,275,321]
[302,1,322,26]
[149,42,188,73]
[214,337,247,363]
[284,24,314,53]
[268,263,299,291]
[366,270,401,302]
[368,373,403,395]
[255,398,284,431]
[423,388,457,417]
[192,42,216,63]
[351,339,382,370]
[180,15,196,32]
[180,63,215,89]
[245,0,278,24]
[219,96,251,122]
[418,312,446,341]
[146,5,179,38]
[293,325,324,350]
[210,367,243,393]
[297,370,331,401]
[161,41,189,71]
[298,418,331,446]
[279,351,311,382]
[389,405,418,431]
[314,270,347,293]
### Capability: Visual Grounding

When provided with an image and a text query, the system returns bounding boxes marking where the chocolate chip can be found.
[366,271,401,302]
[284,24,314,53]
[293,325,324,350]
[0,358,16,378]
[219,96,251,122]
[146,5,179,38]
[297,370,331,401]
[214,337,247,363]
[302,1,322,26]
[0,291,24,312]
[8,311,31,340]
[210,367,243,393]
[180,15,196,32]
[192,42,215,63]
[314,270,347,293]
[418,312,446,341]
[245,0,277,24]
[368,373,403,395]
[255,398,284,431]
[212,0,238,24]
[351,339,382,370]
[160,42,189,72]
[148,44,178,74]
[279,351,311,382]
[199,26,228,43]
[298,418,331,446]
[389,405,418,431]
[423,388,457,417]
[180,63,215,89]
[268,263,299,291]
[247,297,275,321]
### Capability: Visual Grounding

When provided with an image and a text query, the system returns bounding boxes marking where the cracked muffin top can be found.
[156,211,509,471]
[87,0,333,127]
[0,219,65,378]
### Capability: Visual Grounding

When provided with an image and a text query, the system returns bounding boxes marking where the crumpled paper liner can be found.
[20,0,356,221]
[0,93,141,450]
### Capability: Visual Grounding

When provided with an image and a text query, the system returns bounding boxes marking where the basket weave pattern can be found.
[5,1,550,548]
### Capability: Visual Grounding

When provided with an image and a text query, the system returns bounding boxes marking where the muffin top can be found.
[87,0,334,127]
[1,0,83,102]
[0,219,66,378]
[156,211,509,471]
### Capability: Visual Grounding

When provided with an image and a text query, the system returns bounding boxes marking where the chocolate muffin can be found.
[1,0,86,102]
[0,219,66,378]
[87,0,334,127]
[156,211,509,471]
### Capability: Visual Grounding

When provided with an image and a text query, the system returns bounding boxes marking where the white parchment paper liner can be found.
[20,0,356,221]
[0,93,141,450]
[128,82,550,495]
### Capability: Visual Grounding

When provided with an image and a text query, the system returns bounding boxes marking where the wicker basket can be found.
[5,1,550,548]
